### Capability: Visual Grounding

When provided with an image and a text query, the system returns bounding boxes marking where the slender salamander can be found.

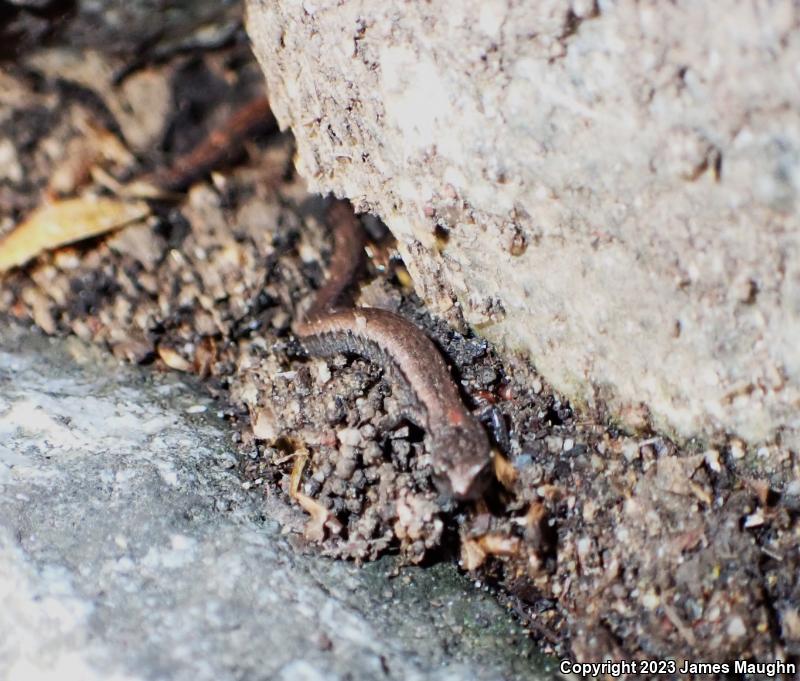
[294,200,492,500]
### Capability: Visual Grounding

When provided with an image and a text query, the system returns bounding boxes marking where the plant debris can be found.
[0,196,150,272]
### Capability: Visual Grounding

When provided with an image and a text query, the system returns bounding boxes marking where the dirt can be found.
[0,7,798,674]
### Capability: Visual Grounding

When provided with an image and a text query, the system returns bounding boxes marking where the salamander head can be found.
[430,420,493,501]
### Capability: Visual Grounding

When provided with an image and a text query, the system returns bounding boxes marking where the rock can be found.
[246,0,800,449]
[0,321,553,681]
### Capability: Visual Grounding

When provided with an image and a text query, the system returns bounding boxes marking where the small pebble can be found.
[727,616,746,639]
[743,511,764,528]
[704,449,721,473]
[186,404,207,414]
[641,591,660,610]
[545,436,563,453]
[729,439,745,460]
[271,310,290,331]
[622,442,640,462]
[334,454,358,480]
[337,427,362,446]
[315,360,332,384]
[480,367,498,385]
[513,453,533,469]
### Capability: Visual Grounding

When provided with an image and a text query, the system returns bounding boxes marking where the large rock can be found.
[0,322,552,681]
[246,0,800,447]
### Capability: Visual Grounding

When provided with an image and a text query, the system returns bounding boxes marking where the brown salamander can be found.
[294,200,492,500]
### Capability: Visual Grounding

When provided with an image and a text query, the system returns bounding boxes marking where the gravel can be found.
[0,320,555,681]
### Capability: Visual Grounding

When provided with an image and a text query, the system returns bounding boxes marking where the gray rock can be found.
[0,322,554,681]
[246,0,800,449]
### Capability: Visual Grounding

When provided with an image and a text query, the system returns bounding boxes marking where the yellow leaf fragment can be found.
[493,451,518,491]
[295,492,341,542]
[478,533,521,557]
[289,448,309,498]
[0,196,150,273]
[121,177,182,200]
[461,538,487,571]
[289,447,342,541]
[157,346,193,372]
[461,532,522,572]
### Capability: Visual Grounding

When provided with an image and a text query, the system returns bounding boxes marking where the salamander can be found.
[294,200,492,499]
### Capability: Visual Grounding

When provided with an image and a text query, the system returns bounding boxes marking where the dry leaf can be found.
[290,448,309,498]
[90,166,182,201]
[744,478,771,507]
[121,178,182,200]
[516,501,548,547]
[0,195,150,273]
[289,447,342,541]
[157,346,193,372]
[522,501,547,529]
[47,116,135,197]
[478,533,521,557]
[461,538,487,571]
[461,533,521,571]
[251,406,278,441]
[493,451,518,491]
[193,336,217,379]
[295,492,342,542]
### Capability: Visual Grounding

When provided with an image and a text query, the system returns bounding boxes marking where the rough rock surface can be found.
[0,321,554,681]
[246,0,800,449]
